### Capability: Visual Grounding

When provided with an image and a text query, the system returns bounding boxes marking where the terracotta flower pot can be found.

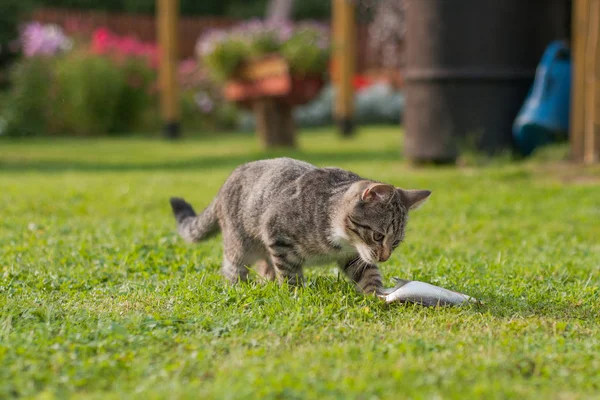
[223,55,325,149]
[224,55,325,105]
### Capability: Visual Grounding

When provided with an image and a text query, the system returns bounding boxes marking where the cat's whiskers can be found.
[356,242,377,265]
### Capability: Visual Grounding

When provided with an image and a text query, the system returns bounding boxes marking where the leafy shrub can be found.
[0,57,55,137]
[178,59,240,132]
[280,23,329,75]
[87,27,157,132]
[53,52,124,135]
[180,91,238,132]
[90,28,157,68]
[197,20,330,81]
[53,51,154,135]
[1,52,155,137]
[113,58,155,133]
[1,22,241,137]
[199,35,250,81]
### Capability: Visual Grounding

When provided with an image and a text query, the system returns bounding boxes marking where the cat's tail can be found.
[169,197,220,242]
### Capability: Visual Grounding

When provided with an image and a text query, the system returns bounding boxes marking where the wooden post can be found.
[254,99,296,148]
[333,0,356,136]
[571,0,600,163]
[158,0,180,139]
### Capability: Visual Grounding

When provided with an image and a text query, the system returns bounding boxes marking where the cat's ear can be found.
[361,183,396,202]
[398,189,431,210]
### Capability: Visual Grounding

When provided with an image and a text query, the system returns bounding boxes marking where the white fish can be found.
[379,277,478,307]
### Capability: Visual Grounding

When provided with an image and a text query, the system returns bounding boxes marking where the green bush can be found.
[112,58,155,133]
[280,25,329,75]
[198,21,330,82]
[180,90,238,132]
[1,57,54,137]
[54,52,154,135]
[54,52,125,135]
[201,38,251,82]
[178,65,240,133]
[1,52,155,137]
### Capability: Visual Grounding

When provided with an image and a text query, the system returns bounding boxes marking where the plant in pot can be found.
[196,20,330,148]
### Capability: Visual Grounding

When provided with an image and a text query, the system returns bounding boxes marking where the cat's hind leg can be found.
[220,227,254,283]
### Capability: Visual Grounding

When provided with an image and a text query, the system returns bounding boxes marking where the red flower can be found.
[353,75,372,91]
[90,27,158,69]
[91,28,112,54]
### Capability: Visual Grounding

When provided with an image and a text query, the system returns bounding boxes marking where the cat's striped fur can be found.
[170,157,430,294]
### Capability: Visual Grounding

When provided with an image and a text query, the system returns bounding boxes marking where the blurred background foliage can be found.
[0,0,405,138]
[0,1,34,81]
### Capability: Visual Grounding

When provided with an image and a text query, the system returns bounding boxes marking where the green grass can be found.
[1,127,599,399]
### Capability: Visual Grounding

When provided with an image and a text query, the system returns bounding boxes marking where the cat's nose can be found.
[379,249,391,262]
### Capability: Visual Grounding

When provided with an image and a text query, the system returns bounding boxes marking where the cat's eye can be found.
[373,232,384,242]
[393,240,401,247]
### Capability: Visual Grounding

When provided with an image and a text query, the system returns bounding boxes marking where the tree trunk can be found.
[254,98,296,148]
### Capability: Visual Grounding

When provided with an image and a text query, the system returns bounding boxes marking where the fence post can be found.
[333,0,356,136]
[570,0,600,163]
[158,0,181,139]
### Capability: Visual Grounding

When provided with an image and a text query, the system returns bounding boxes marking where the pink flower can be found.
[117,36,137,55]
[178,59,197,75]
[91,28,113,54]
[90,27,158,69]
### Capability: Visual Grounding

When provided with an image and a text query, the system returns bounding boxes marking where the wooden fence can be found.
[30,7,393,75]
[31,8,236,60]
[571,0,600,163]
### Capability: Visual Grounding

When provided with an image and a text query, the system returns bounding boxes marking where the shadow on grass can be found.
[0,149,401,173]
[381,292,597,320]
[250,275,598,321]
[365,280,597,320]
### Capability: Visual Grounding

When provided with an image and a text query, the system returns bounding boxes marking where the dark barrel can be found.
[404,0,569,162]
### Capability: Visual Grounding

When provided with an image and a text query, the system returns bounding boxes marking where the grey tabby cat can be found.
[169,157,430,295]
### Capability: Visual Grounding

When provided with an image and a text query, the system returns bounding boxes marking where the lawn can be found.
[1,127,599,399]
